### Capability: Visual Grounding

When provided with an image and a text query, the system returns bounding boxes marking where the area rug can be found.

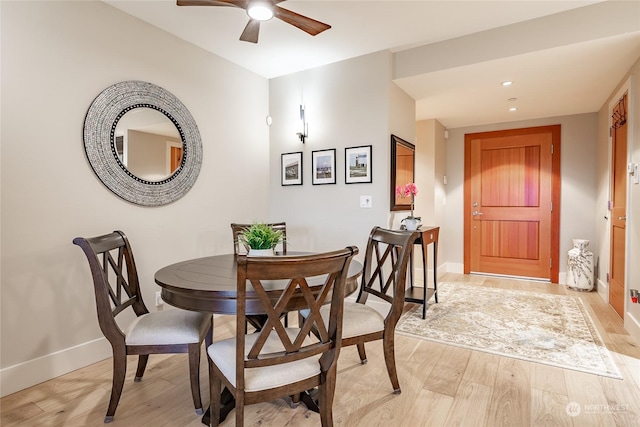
[396,283,622,379]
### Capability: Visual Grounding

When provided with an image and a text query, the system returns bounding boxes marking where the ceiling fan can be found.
[177,0,331,43]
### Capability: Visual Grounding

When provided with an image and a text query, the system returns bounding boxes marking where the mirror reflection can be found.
[390,134,415,211]
[114,107,183,182]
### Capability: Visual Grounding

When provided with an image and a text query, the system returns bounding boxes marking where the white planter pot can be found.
[248,248,274,256]
[403,218,421,231]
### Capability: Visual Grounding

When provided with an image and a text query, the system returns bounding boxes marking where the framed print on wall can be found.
[345,145,372,184]
[281,151,303,186]
[312,149,336,185]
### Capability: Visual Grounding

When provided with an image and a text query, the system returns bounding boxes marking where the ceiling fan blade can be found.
[240,19,260,43]
[177,0,247,8]
[274,6,331,36]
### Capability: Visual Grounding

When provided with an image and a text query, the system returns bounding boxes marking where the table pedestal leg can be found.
[201,387,235,425]
[299,388,320,412]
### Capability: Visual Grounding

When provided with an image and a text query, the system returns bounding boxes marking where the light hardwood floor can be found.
[3,273,640,426]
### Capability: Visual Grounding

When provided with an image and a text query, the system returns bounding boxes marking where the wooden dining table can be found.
[154,252,363,424]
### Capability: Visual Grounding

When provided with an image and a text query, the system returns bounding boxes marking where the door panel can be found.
[481,145,540,207]
[480,220,539,259]
[609,93,627,318]
[465,126,560,281]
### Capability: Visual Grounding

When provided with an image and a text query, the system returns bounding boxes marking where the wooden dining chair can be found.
[207,247,358,427]
[231,222,287,254]
[73,230,213,423]
[300,226,417,394]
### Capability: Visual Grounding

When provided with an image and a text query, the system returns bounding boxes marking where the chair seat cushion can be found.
[208,328,320,392]
[301,303,384,339]
[339,302,385,337]
[125,309,210,346]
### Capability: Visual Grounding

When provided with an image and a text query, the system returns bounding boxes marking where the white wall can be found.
[443,113,599,280]
[414,119,447,283]
[267,51,415,262]
[0,1,270,396]
[416,120,436,225]
[415,119,447,227]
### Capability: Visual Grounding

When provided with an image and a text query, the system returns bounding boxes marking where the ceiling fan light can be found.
[247,3,274,21]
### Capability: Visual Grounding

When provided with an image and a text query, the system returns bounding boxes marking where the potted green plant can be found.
[238,223,285,256]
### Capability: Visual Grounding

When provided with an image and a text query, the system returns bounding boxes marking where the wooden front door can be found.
[609,93,628,318]
[464,125,561,282]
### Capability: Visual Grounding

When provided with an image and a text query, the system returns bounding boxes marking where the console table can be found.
[405,226,439,319]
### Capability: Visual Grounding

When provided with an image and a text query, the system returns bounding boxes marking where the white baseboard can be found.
[597,277,610,303]
[0,337,111,398]
[413,262,461,281]
[445,262,464,274]
[558,272,567,285]
[625,312,640,347]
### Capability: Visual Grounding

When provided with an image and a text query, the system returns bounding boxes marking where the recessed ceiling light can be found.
[508,97,518,102]
[509,107,517,112]
[502,81,513,87]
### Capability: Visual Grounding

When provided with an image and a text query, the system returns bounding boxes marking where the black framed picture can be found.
[281,151,303,186]
[312,149,336,185]
[345,145,372,184]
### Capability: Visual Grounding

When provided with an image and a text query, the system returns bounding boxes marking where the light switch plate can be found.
[360,195,372,208]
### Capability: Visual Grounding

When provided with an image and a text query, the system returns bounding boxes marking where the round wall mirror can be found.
[114,107,183,182]
[83,81,202,206]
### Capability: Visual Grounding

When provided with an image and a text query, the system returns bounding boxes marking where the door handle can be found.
[618,216,626,221]
[472,211,484,216]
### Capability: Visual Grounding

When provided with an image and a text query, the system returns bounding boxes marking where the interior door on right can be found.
[609,93,628,319]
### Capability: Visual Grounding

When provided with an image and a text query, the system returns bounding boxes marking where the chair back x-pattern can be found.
[295,227,417,396]
[236,248,357,370]
[357,227,417,314]
[75,231,149,341]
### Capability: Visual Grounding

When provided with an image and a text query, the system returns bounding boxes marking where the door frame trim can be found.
[463,125,561,283]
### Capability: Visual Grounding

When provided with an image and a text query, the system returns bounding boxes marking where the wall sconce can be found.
[297,104,308,143]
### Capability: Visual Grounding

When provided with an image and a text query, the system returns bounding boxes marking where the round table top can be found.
[155,253,362,315]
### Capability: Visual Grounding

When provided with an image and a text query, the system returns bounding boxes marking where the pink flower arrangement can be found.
[396,182,420,220]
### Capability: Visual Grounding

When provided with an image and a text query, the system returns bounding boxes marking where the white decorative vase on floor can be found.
[567,239,594,291]
[248,248,274,256]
